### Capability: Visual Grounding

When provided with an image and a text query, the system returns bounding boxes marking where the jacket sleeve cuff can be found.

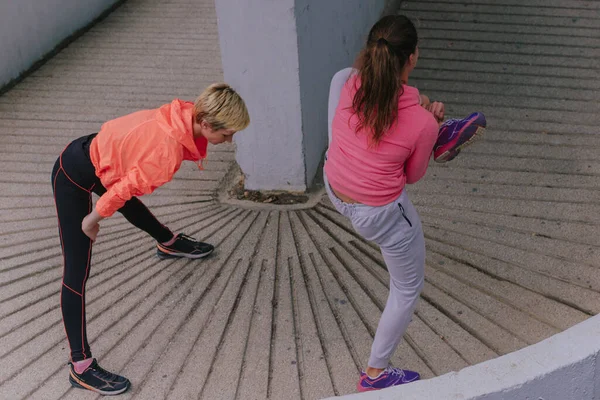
[95,195,122,218]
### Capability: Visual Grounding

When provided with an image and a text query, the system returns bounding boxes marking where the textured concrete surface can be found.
[0,0,599,399]
[0,0,121,88]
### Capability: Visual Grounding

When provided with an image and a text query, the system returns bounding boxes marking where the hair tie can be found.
[377,37,388,46]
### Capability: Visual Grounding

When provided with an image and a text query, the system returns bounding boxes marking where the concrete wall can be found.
[294,1,386,190]
[214,0,306,191]
[327,314,600,400]
[0,0,120,88]
[215,0,386,191]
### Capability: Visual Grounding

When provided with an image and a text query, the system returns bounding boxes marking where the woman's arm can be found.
[405,118,439,184]
[82,208,104,242]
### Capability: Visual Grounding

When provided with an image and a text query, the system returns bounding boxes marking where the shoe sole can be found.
[356,378,420,393]
[434,113,486,163]
[156,247,214,260]
[356,382,379,392]
[69,373,130,396]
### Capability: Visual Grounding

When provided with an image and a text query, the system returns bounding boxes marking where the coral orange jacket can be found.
[89,99,208,217]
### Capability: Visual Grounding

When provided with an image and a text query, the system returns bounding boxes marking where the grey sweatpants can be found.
[324,173,425,369]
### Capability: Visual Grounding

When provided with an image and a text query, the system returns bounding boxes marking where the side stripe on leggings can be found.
[53,153,94,360]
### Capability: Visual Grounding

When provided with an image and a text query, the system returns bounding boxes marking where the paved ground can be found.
[0,0,599,399]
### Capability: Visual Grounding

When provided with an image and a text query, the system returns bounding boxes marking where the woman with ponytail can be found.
[324,15,486,392]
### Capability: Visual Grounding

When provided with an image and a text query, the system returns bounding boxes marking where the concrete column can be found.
[215,0,386,192]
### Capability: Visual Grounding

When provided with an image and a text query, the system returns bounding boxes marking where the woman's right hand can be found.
[426,101,445,123]
[81,209,104,242]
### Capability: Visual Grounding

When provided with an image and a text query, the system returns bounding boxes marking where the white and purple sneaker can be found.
[357,367,420,392]
[433,112,486,163]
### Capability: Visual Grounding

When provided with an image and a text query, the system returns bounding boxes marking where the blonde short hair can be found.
[194,83,250,132]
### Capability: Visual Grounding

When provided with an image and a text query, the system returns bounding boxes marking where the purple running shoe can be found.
[433,112,486,163]
[357,367,420,392]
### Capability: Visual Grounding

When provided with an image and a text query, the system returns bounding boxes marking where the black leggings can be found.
[52,134,173,361]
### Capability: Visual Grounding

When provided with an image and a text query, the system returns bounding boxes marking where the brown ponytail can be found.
[352,15,418,145]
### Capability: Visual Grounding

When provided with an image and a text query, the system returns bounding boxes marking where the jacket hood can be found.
[156,99,207,166]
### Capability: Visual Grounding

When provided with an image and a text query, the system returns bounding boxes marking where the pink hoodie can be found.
[324,76,438,206]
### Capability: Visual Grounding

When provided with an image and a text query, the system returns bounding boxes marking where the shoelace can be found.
[92,364,120,381]
[440,118,459,131]
[386,367,406,378]
[437,118,460,145]
[177,233,211,251]
[178,233,199,244]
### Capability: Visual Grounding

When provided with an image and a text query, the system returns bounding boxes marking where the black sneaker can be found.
[156,233,214,259]
[68,359,130,395]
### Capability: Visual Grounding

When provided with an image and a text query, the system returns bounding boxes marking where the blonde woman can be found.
[51,83,249,395]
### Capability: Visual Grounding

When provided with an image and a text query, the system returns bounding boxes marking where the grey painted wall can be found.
[215,0,306,191]
[215,0,386,191]
[0,0,119,88]
[295,0,386,190]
